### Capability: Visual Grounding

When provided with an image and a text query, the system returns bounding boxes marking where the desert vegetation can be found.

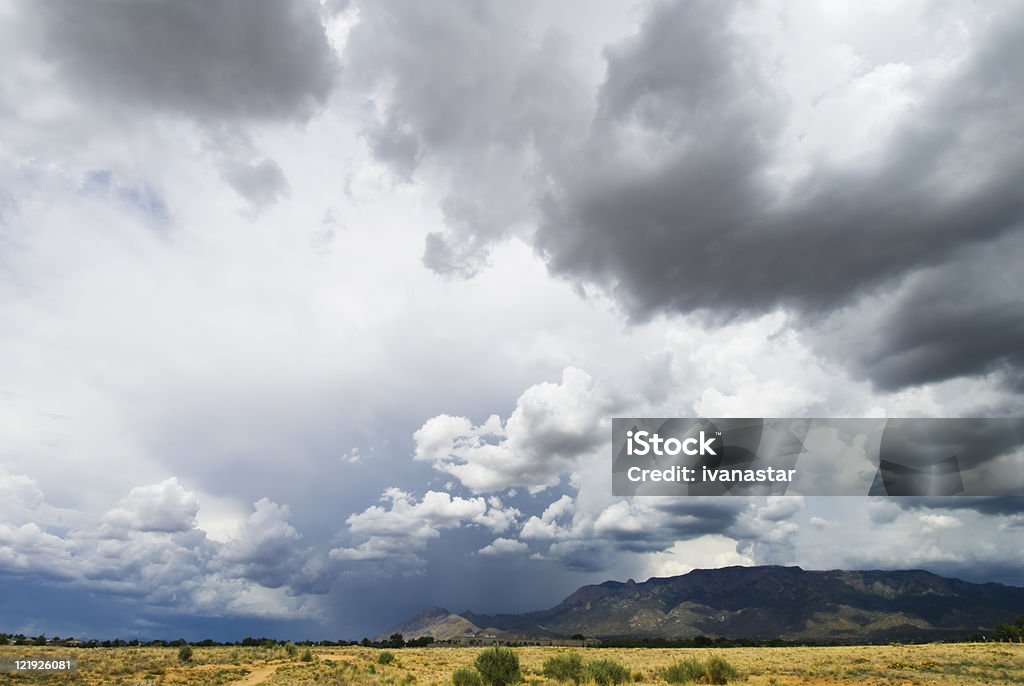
[662,655,738,684]
[474,646,521,686]
[0,642,1022,685]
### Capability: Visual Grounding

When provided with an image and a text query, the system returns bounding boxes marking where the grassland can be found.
[2,642,1022,686]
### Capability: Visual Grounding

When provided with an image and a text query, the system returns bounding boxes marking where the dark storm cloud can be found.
[348,0,1024,390]
[845,232,1024,391]
[598,499,745,553]
[649,498,747,537]
[536,1,1024,318]
[27,0,335,122]
[546,540,613,573]
[537,1,1024,388]
[876,418,1024,474]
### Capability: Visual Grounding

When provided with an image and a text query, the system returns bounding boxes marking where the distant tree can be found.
[570,634,585,640]
[995,622,1022,643]
[33,635,46,646]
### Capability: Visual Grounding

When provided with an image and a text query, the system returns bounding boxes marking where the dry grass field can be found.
[2,642,1022,686]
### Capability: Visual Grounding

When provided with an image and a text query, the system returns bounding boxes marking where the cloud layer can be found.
[1,0,1023,640]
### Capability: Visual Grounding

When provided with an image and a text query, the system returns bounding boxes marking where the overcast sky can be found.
[1,0,1023,641]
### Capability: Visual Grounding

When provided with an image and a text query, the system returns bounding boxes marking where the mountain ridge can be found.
[388,565,1024,643]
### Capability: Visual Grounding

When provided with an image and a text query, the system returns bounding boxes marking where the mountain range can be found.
[383,566,1024,643]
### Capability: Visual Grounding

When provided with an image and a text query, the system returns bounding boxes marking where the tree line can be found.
[992,615,1024,642]
[0,633,368,648]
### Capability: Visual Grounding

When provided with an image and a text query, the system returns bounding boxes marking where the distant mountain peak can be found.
[402,565,1024,643]
[379,607,482,641]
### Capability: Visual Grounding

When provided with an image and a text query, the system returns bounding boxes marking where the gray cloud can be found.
[218,498,329,595]
[600,499,750,553]
[27,0,335,122]
[536,1,1023,317]
[344,0,590,276]
[330,489,519,574]
[204,128,291,212]
[839,232,1024,391]
[221,157,290,210]
[889,496,1024,517]
[349,0,1024,391]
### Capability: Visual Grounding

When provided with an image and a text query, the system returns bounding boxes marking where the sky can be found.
[1,0,1023,641]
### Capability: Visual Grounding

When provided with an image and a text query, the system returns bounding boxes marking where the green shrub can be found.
[378,650,396,665]
[285,642,298,657]
[662,658,704,684]
[300,648,314,662]
[543,652,585,684]
[453,666,484,686]
[177,645,193,663]
[662,656,739,685]
[475,647,521,686]
[703,656,738,685]
[585,659,630,686]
